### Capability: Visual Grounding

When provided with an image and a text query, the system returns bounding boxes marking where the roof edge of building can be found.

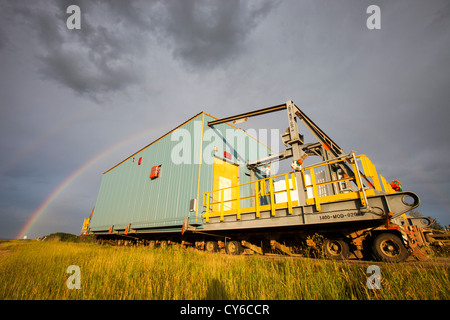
[103,111,272,175]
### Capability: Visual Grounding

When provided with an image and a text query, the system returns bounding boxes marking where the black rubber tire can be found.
[372,233,409,262]
[226,240,243,255]
[323,239,350,260]
[205,241,219,253]
[148,240,157,249]
[160,240,168,249]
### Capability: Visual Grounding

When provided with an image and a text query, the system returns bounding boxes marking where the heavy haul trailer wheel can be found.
[205,241,219,253]
[323,238,350,260]
[148,240,157,249]
[226,240,243,255]
[159,240,169,248]
[372,232,409,262]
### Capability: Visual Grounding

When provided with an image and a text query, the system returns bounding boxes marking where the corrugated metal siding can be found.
[90,114,203,231]
[89,112,271,233]
[195,114,271,220]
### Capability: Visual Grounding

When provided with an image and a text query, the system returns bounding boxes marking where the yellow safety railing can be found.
[203,154,394,221]
[203,172,298,222]
[301,154,392,211]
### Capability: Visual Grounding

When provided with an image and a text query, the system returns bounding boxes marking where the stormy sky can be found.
[0,0,449,239]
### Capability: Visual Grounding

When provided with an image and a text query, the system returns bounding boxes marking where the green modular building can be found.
[85,101,423,262]
[88,112,271,235]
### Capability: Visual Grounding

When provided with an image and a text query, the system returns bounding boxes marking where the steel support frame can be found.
[286,101,307,208]
[207,99,371,221]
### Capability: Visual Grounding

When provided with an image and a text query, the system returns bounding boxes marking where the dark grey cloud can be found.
[11,0,148,100]
[152,0,278,70]
[1,0,450,240]
[0,0,277,100]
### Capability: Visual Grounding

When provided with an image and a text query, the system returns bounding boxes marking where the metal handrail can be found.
[203,172,297,222]
[203,154,388,221]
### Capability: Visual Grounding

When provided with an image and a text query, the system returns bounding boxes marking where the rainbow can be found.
[16,126,165,239]
[16,120,450,239]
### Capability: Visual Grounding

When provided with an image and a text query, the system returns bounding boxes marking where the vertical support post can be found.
[310,168,321,211]
[291,172,297,191]
[220,189,224,221]
[250,170,256,207]
[195,113,205,222]
[286,100,307,222]
[255,181,260,218]
[322,147,339,196]
[351,153,367,208]
[236,185,241,220]
[285,173,293,214]
[205,193,210,222]
[269,177,275,216]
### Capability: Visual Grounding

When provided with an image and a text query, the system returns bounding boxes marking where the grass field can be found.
[0,240,448,300]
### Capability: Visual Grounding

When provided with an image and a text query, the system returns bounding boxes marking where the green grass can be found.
[0,240,448,300]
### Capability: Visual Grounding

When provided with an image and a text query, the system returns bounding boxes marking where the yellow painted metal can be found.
[205,193,210,222]
[195,113,205,219]
[359,155,382,191]
[220,189,224,221]
[204,171,298,221]
[236,184,241,220]
[350,156,367,207]
[261,180,266,196]
[212,157,239,213]
[291,172,296,190]
[302,173,353,189]
[269,177,275,216]
[380,174,396,193]
[301,156,348,170]
[255,182,260,218]
[301,154,385,208]
[203,154,393,222]
[309,168,322,211]
[285,176,293,214]
[82,218,90,231]
[305,189,376,205]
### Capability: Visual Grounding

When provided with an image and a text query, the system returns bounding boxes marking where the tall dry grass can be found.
[0,240,448,300]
